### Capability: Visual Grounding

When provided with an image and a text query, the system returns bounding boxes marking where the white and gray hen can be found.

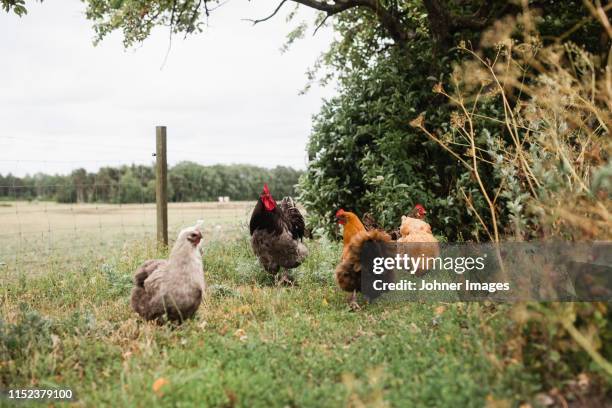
[131,220,205,323]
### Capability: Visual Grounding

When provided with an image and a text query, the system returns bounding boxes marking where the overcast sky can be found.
[0,1,336,177]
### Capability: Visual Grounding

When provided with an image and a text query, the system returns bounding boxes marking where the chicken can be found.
[398,204,437,239]
[131,220,205,323]
[334,209,392,310]
[249,184,308,285]
[397,206,440,275]
[409,203,427,220]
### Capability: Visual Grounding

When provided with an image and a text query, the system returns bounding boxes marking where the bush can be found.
[298,47,486,241]
[298,1,609,243]
[412,10,610,242]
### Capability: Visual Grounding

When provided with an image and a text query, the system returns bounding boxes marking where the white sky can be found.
[0,0,336,177]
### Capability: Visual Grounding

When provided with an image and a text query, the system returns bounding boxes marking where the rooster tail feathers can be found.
[280,196,295,208]
[336,229,394,298]
[280,196,306,240]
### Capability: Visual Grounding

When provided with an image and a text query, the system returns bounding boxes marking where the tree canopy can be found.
[4,1,568,52]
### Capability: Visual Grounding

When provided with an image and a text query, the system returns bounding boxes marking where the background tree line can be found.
[0,162,302,203]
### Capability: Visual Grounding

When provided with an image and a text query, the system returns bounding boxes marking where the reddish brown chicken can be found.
[249,184,308,285]
[334,209,392,310]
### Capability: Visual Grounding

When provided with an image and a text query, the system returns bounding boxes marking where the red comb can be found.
[335,208,345,217]
[263,184,270,195]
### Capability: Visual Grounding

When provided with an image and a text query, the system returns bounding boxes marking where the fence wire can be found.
[0,134,304,276]
[0,180,253,275]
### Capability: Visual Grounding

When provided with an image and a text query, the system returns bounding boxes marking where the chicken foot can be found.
[348,290,361,311]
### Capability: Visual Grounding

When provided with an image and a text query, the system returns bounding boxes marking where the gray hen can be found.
[131,221,205,323]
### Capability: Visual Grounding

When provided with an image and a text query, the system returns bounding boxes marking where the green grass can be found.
[1,234,552,407]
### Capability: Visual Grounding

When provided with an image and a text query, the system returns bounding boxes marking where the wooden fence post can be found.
[156,126,168,247]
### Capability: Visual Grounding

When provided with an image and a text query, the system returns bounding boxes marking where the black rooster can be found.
[249,184,308,285]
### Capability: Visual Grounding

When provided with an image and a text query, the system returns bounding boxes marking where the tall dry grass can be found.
[411,0,612,381]
[412,1,610,243]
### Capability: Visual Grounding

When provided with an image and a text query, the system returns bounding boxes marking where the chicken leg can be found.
[276,269,294,287]
[348,290,361,311]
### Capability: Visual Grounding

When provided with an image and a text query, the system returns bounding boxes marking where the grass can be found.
[1,230,546,407]
[2,202,607,407]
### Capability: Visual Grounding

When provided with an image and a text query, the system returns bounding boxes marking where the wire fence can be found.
[0,134,272,275]
[0,188,253,273]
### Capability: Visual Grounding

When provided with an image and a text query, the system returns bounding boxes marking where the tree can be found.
[81,0,516,52]
[71,168,90,203]
[0,163,302,203]
[298,46,478,239]
[1,0,40,16]
[118,170,144,203]
[299,1,608,240]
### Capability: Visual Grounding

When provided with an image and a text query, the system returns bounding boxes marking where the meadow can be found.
[0,202,605,407]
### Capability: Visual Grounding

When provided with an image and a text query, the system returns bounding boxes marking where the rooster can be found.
[249,184,308,285]
[334,209,392,310]
[131,220,205,323]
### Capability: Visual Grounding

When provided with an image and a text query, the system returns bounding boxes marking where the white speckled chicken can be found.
[249,184,308,285]
[131,220,205,323]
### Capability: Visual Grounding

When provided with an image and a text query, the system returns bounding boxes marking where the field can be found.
[0,202,596,407]
[0,201,253,272]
